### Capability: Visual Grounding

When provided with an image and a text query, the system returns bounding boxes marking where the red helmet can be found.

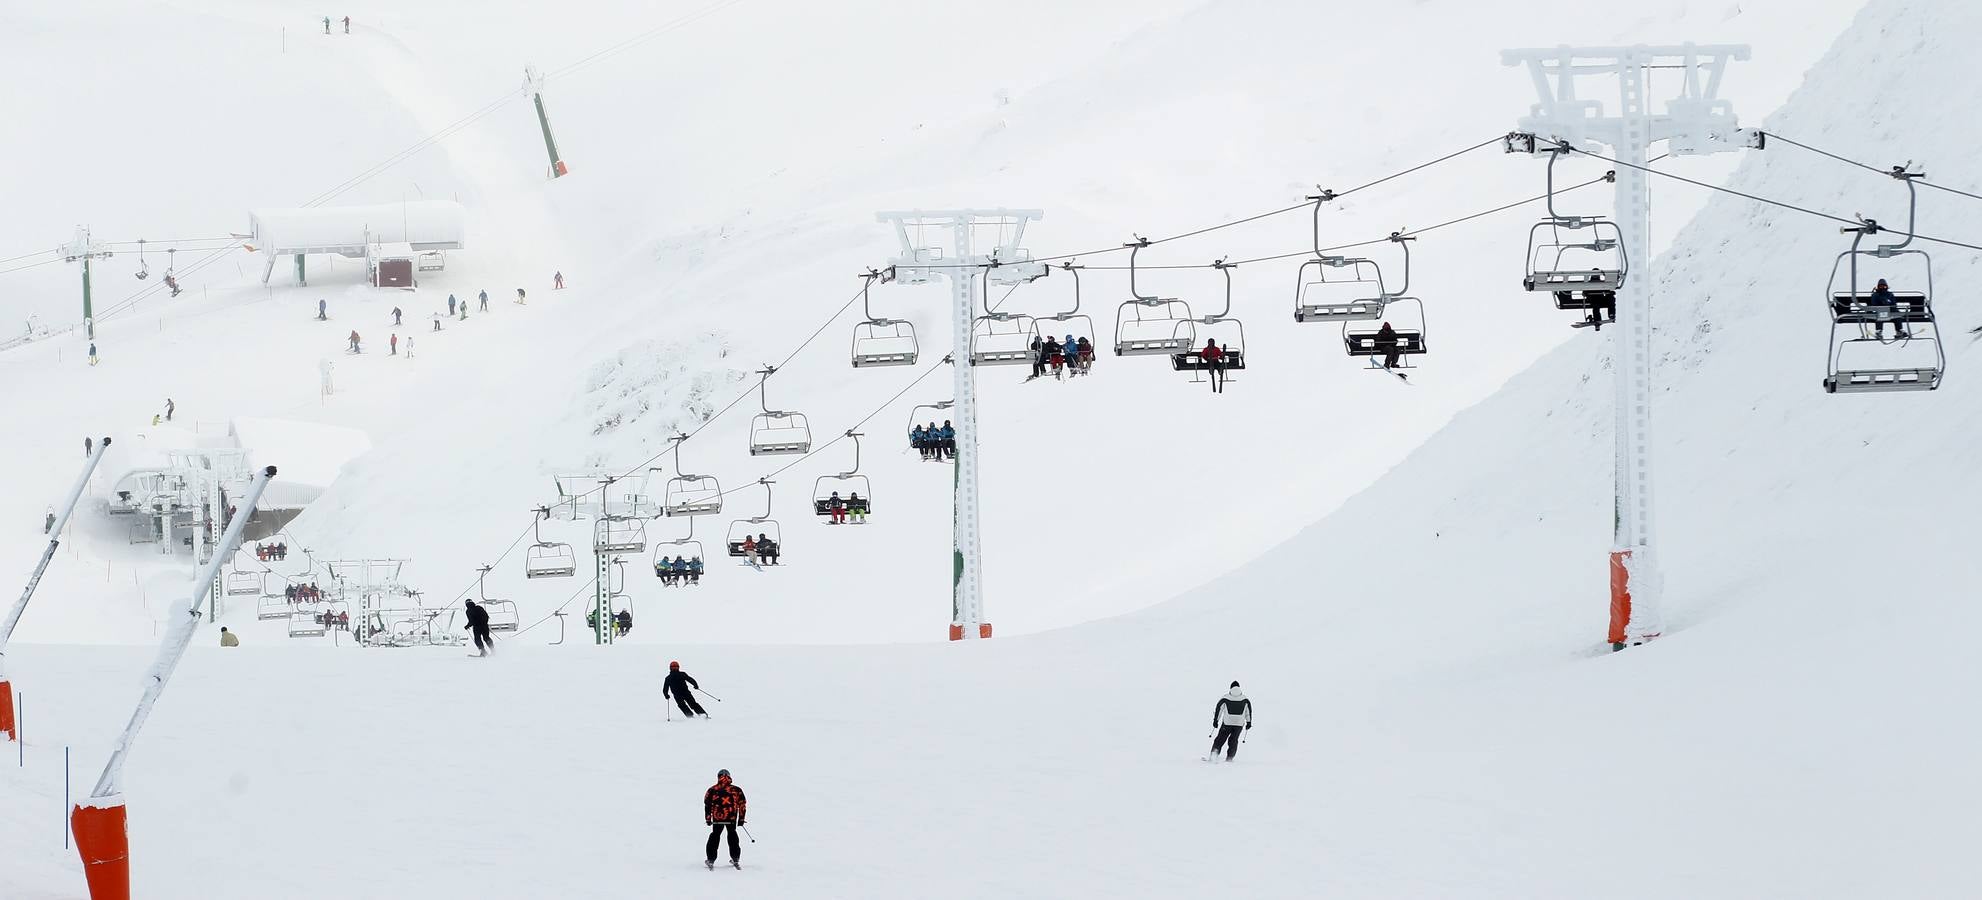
[669,661,680,670]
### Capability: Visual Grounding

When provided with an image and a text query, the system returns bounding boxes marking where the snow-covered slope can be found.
[1,0,1861,647]
[8,0,1981,897]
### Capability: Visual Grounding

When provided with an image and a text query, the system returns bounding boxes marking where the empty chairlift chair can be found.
[1293,198,1391,323]
[1113,238,1197,357]
[851,269,919,368]
[257,594,290,620]
[524,507,577,579]
[1823,176,1945,393]
[225,570,262,596]
[596,517,648,554]
[747,367,813,455]
[661,434,724,516]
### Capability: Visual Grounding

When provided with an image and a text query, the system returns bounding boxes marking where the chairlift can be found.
[596,517,648,554]
[1293,197,1390,323]
[653,519,706,584]
[225,569,262,596]
[257,595,290,620]
[524,507,576,579]
[1028,264,1100,375]
[970,270,1038,366]
[986,247,1048,286]
[662,434,723,516]
[1341,233,1428,369]
[908,400,954,461]
[1523,147,1627,323]
[1823,169,1944,393]
[748,366,812,455]
[1172,259,1247,375]
[724,478,783,563]
[475,565,521,632]
[134,239,149,280]
[287,611,328,638]
[1114,238,1197,356]
[813,431,873,520]
[852,269,919,368]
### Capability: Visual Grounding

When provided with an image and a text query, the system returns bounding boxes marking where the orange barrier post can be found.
[1608,550,1632,649]
[0,678,14,741]
[72,796,130,900]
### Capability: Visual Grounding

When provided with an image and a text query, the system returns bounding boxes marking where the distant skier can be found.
[703,768,747,869]
[220,626,240,648]
[459,301,468,321]
[1207,681,1252,762]
[348,330,362,353]
[447,295,457,316]
[165,397,175,421]
[84,437,93,456]
[342,15,350,33]
[389,334,398,356]
[44,508,56,534]
[477,289,488,312]
[757,533,779,566]
[665,661,707,718]
[1026,335,1045,380]
[405,336,415,358]
[322,15,331,34]
[553,271,565,290]
[515,287,527,305]
[463,599,494,656]
[317,299,328,321]
[740,534,759,567]
[432,312,443,332]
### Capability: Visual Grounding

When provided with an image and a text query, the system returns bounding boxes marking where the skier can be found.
[703,769,747,869]
[220,626,240,647]
[459,300,468,321]
[44,508,55,534]
[322,15,331,33]
[827,491,847,525]
[389,334,398,356]
[165,397,175,421]
[910,424,929,460]
[757,533,779,566]
[1200,338,1227,394]
[347,330,362,353]
[665,661,708,718]
[553,271,566,290]
[477,289,489,312]
[1373,322,1402,371]
[1041,336,1062,378]
[847,491,867,525]
[687,556,704,584]
[163,274,181,297]
[406,336,415,358]
[1027,335,1045,380]
[84,437,93,456]
[342,15,350,33]
[1207,681,1253,762]
[740,534,759,567]
[447,295,457,317]
[463,599,494,657]
[1075,336,1095,375]
[432,312,443,332]
[614,608,632,636]
[938,421,956,461]
[1869,278,1909,340]
[88,343,99,366]
[515,287,527,305]
[317,299,328,321]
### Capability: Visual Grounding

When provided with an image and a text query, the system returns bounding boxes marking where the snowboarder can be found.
[447,295,457,317]
[347,330,362,353]
[392,306,403,326]
[553,271,565,290]
[317,299,328,321]
[515,287,527,305]
[703,769,747,869]
[1207,681,1252,761]
[1373,322,1402,371]
[165,397,175,421]
[665,661,708,718]
[389,334,398,356]
[1200,338,1227,394]
[1869,278,1909,340]
[477,289,488,312]
[757,533,779,566]
[220,626,240,648]
[463,599,494,656]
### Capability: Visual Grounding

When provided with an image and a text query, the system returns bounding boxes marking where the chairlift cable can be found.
[1764,131,1982,204]
[715,353,950,497]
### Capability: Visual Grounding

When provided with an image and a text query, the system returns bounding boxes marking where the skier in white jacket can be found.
[1208,681,1253,761]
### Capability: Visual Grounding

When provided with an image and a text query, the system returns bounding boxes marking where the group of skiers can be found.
[820,491,867,525]
[909,421,955,461]
[283,582,325,603]
[1028,333,1096,380]
[660,662,749,869]
[655,555,706,586]
[737,533,781,567]
[586,607,635,636]
[323,15,350,34]
[255,541,289,562]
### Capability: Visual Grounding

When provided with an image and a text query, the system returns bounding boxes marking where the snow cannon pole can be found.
[72,466,274,900]
[524,66,568,178]
[0,436,112,742]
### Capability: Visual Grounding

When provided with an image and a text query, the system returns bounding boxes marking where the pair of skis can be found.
[705,859,741,870]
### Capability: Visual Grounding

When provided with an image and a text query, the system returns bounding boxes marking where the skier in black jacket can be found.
[665,660,707,718]
[463,600,494,657]
[1208,681,1252,761]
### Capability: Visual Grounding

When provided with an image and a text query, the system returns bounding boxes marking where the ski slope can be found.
[10,0,1979,897]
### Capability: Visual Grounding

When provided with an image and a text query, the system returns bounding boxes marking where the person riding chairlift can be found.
[757,533,780,566]
[1373,322,1402,371]
[1869,278,1909,340]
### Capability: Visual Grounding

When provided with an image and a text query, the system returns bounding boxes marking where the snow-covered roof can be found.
[369,241,418,260]
[248,201,465,255]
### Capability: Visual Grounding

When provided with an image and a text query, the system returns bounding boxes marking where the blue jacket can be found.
[911,426,927,443]
[689,559,704,574]
[939,425,955,441]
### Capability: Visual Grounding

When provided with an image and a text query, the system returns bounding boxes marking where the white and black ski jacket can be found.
[1212,688,1252,728]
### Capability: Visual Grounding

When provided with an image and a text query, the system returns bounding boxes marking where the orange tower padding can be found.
[948,623,995,641]
[1608,550,1633,646]
[552,160,570,177]
[72,797,131,900]
[948,624,963,642]
[0,677,15,742]
[978,623,993,639]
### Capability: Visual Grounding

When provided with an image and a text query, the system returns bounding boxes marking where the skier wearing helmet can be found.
[703,768,747,868]
[1207,681,1253,762]
[664,661,707,719]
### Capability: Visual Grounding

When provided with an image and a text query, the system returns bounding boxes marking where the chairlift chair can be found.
[1172,260,1248,374]
[724,479,783,561]
[134,239,149,280]
[748,367,813,455]
[483,600,520,633]
[812,431,872,518]
[1113,238,1197,356]
[971,313,1038,366]
[1343,296,1429,368]
[653,535,706,582]
[524,508,576,579]
[286,611,328,638]
[596,517,648,554]
[1520,148,1628,319]
[1029,264,1100,373]
[257,595,290,620]
[1823,179,1944,394]
[852,269,919,367]
[1293,199,1391,322]
[661,434,723,516]
[225,570,262,596]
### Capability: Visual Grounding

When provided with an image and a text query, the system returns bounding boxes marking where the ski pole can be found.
[695,687,723,702]
[739,823,756,843]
